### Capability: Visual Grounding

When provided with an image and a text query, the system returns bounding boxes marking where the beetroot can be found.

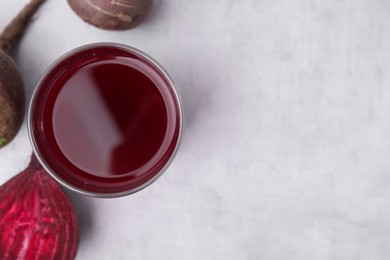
[67,0,153,30]
[0,0,46,148]
[0,154,79,259]
[0,2,79,258]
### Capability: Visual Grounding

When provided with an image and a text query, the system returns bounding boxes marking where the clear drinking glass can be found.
[28,43,183,198]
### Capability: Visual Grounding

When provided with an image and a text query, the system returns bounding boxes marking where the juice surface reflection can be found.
[52,58,167,177]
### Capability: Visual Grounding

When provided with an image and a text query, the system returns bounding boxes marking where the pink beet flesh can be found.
[0,155,79,259]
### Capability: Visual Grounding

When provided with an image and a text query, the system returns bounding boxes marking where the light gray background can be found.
[1,0,390,259]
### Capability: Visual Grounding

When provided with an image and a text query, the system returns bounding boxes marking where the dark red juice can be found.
[29,45,182,196]
[53,59,167,176]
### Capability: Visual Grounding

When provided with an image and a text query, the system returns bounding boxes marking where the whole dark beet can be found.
[0,0,46,148]
[0,52,24,147]
[67,0,153,30]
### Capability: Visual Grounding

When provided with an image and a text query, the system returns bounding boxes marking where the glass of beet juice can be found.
[28,43,183,197]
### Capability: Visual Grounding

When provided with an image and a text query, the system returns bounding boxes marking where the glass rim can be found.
[28,42,183,198]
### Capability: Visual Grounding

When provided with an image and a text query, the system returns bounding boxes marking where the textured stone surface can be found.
[2,0,390,259]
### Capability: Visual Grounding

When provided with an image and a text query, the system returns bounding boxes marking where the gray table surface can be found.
[1,0,390,259]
